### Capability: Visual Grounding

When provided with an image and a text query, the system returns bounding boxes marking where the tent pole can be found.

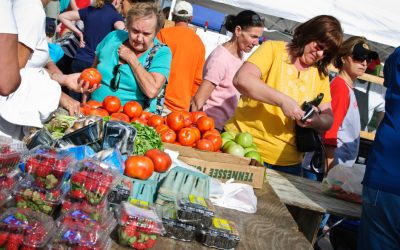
[168,0,176,20]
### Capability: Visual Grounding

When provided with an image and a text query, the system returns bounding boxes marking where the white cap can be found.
[173,1,193,17]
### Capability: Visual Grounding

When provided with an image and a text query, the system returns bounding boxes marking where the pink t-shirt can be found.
[203,45,244,130]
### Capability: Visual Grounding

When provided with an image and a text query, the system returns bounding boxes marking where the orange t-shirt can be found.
[156,26,205,111]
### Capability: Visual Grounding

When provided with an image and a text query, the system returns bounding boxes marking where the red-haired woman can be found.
[224,15,343,176]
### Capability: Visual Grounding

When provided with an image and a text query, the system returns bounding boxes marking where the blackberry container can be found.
[161,207,196,242]
[174,192,216,227]
[200,218,241,250]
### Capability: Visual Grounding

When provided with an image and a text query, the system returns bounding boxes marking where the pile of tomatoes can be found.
[154,111,222,153]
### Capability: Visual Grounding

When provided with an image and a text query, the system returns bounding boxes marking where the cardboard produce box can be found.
[163,143,266,189]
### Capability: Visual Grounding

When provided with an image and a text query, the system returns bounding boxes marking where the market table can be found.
[266,169,362,245]
[110,182,313,250]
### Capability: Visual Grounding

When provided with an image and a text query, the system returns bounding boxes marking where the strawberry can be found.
[36,178,45,188]
[132,239,139,248]
[123,226,136,237]
[25,157,39,174]
[83,178,98,192]
[6,233,23,250]
[121,215,129,224]
[35,163,52,178]
[146,235,157,249]
[136,241,147,250]
[63,217,74,224]
[0,231,9,247]
[62,201,73,213]
[20,246,36,250]
[71,171,87,186]
[72,190,85,199]
[85,231,95,243]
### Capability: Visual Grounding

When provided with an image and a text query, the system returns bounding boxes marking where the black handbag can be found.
[295,93,324,152]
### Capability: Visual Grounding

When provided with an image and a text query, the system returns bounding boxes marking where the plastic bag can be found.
[209,179,257,214]
[101,121,136,155]
[321,164,365,204]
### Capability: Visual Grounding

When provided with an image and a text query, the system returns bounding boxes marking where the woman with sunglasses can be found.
[303,37,378,179]
[84,2,172,114]
[191,10,264,132]
[223,15,343,176]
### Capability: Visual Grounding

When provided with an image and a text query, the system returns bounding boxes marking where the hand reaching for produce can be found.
[59,92,81,116]
[63,73,101,93]
[280,95,305,120]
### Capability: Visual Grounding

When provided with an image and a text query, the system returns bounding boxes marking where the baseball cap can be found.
[45,17,56,33]
[352,42,379,60]
[173,1,193,17]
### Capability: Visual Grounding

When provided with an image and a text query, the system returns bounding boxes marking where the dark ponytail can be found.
[224,10,264,33]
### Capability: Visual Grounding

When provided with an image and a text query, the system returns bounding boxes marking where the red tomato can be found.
[177,128,197,146]
[155,124,169,134]
[87,100,102,109]
[110,113,130,123]
[159,129,176,143]
[179,111,193,122]
[166,112,185,131]
[148,115,164,128]
[195,139,215,152]
[131,117,148,125]
[119,106,124,112]
[140,111,152,120]
[196,116,215,133]
[191,111,207,124]
[79,104,87,116]
[123,101,143,119]
[102,96,121,114]
[183,118,192,127]
[98,108,109,117]
[201,129,221,139]
[87,108,105,118]
[205,134,223,151]
[81,103,92,115]
[124,156,154,180]
[79,68,102,88]
[173,141,181,146]
[144,149,172,173]
[191,127,201,142]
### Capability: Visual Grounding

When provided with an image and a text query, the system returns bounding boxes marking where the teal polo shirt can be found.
[91,30,172,106]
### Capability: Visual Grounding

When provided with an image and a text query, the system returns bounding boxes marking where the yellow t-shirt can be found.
[224,41,332,166]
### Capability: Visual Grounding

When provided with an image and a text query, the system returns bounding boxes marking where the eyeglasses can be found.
[351,55,372,65]
[315,42,330,57]
[111,64,121,91]
[248,15,265,22]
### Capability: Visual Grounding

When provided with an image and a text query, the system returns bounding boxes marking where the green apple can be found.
[235,132,253,148]
[245,151,262,163]
[221,137,233,150]
[227,129,239,138]
[222,141,235,152]
[244,147,257,154]
[247,143,257,150]
[221,132,234,140]
[226,143,245,157]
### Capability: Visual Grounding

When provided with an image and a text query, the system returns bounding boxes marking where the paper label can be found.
[128,199,149,207]
[213,218,231,231]
[35,149,52,156]
[70,210,97,223]
[188,195,207,207]
[171,209,177,219]
[83,161,96,168]
[3,215,33,229]
[62,230,93,245]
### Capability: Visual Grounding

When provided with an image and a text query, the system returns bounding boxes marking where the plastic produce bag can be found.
[65,145,96,161]
[209,179,257,214]
[321,164,365,204]
[101,121,136,155]
[95,146,125,174]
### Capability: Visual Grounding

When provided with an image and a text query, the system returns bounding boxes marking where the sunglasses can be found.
[351,55,372,65]
[315,42,331,57]
[248,15,265,22]
[110,64,121,91]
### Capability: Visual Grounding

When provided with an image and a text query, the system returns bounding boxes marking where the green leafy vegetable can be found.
[130,122,163,155]
[103,116,111,122]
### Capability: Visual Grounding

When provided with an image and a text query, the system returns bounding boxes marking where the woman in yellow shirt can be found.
[224,15,343,176]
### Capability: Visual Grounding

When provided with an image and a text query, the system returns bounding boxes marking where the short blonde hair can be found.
[126,2,165,34]
[334,36,369,70]
[93,0,113,8]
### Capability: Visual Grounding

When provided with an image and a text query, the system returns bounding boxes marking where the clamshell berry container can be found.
[161,207,197,242]
[0,136,27,176]
[22,145,76,190]
[61,194,109,218]
[69,158,122,204]
[0,188,13,209]
[200,218,241,250]
[56,204,117,234]
[0,170,24,190]
[46,219,110,250]
[115,201,165,249]
[0,207,56,249]
[13,180,70,216]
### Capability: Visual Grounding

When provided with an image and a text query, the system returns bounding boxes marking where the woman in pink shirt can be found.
[191,10,264,131]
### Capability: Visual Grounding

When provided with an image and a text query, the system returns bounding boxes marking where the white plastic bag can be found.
[209,179,257,213]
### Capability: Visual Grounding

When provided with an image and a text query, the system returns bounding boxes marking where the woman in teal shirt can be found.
[84,2,172,114]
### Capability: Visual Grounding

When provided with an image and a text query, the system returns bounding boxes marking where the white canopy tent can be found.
[168,0,400,62]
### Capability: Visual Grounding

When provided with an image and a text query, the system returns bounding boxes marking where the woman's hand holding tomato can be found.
[144,149,172,173]
[78,68,102,90]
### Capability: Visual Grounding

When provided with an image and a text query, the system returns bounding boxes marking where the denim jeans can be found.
[264,162,302,176]
[358,185,400,250]
[70,58,93,102]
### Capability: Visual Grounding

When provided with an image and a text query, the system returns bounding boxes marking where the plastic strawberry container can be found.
[13,180,70,215]
[70,158,122,204]
[56,204,117,234]
[0,170,23,190]
[22,145,76,189]
[0,188,13,209]
[46,219,109,250]
[174,192,216,227]
[115,201,165,249]
[61,194,109,216]
[0,136,27,176]
[0,207,56,249]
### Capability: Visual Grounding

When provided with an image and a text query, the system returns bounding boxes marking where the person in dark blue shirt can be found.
[58,0,125,101]
[358,46,400,250]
